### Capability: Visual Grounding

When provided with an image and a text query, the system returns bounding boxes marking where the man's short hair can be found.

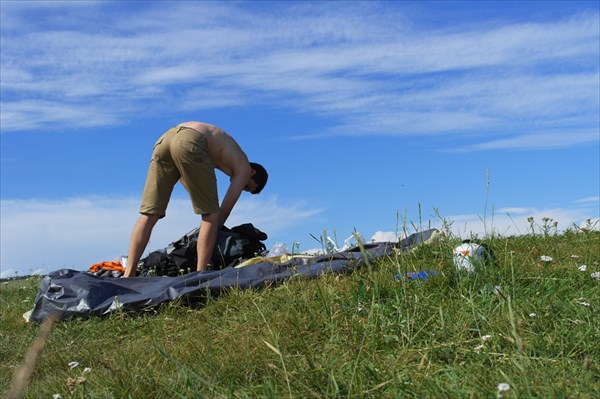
[250,162,268,194]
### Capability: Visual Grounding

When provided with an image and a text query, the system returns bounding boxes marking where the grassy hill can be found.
[1,226,599,398]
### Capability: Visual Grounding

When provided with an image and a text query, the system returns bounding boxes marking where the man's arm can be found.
[218,162,252,227]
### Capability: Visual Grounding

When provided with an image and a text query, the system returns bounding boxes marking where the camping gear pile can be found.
[28,228,440,322]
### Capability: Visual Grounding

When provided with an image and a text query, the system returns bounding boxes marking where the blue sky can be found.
[1,0,599,278]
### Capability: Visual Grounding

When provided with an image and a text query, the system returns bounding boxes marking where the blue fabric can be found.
[30,229,438,322]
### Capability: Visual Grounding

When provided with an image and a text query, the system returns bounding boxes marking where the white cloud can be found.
[441,206,599,237]
[372,203,599,241]
[1,267,46,278]
[0,195,324,276]
[371,231,403,242]
[2,193,596,276]
[0,100,122,131]
[1,2,598,150]
[0,268,18,279]
[451,129,599,152]
[228,196,325,234]
[298,201,600,255]
[574,196,600,204]
[496,207,536,215]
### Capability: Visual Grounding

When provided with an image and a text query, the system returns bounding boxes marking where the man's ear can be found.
[250,168,256,176]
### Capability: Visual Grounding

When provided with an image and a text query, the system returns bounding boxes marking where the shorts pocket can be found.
[180,136,209,163]
[151,137,169,162]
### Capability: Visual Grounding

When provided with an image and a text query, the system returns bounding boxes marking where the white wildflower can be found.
[529,313,537,318]
[473,344,485,351]
[571,254,580,259]
[497,382,511,392]
[540,255,553,262]
[68,361,79,369]
[578,301,591,307]
[578,265,587,272]
[481,335,493,342]
[591,272,600,281]
[53,394,63,399]
[83,367,92,374]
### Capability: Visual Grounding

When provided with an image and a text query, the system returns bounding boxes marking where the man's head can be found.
[246,162,268,194]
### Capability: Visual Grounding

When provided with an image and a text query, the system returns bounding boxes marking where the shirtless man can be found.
[123,121,268,277]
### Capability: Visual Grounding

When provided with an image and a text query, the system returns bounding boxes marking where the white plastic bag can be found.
[452,242,486,273]
[341,233,365,251]
[267,242,288,257]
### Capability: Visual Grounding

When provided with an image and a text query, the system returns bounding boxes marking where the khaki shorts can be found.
[139,126,219,217]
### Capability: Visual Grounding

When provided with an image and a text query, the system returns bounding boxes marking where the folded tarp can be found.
[29,229,439,322]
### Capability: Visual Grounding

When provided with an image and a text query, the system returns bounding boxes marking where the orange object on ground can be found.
[88,261,125,273]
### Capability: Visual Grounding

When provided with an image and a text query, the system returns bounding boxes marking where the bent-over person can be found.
[124,121,268,277]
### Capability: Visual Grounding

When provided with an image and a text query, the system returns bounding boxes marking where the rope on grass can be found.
[7,315,58,399]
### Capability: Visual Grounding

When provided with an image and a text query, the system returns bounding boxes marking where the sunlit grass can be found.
[1,225,599,398]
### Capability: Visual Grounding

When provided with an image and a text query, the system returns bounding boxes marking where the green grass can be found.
[1,228,599,398]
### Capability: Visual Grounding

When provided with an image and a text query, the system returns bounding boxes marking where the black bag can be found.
[139,223,268,276]
[211,224,268,267]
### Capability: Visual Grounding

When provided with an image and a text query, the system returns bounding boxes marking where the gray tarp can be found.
[29,229,438,322]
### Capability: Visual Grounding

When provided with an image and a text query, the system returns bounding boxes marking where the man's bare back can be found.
[177,121,249,177]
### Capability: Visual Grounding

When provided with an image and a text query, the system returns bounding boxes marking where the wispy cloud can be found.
[448,129,599,152]
[574,196,600,204]
[1,2,598,150]
[451,207,599,237]
[0,195,324,276]
[2,192,596,276]
[373,204,599,241]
